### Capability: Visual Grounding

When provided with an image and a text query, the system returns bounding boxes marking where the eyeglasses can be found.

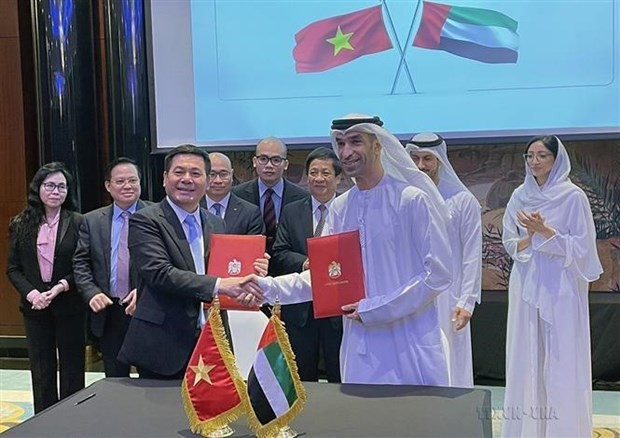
[209,170,232,179]
[111,178,140,187]
[255,155,286,166]
[523,153,553,162]
[41,182,67,193]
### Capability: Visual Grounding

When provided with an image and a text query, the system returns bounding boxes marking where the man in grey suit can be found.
[74,158,151,377]
[203,152,264,236]
[271,147,344,382]
[118,145,264,379]
[232,137,307,261]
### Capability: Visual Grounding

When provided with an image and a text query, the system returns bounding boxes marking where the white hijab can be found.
[329,114,449,221]
[506,135,602,282]
[405,132,480,207]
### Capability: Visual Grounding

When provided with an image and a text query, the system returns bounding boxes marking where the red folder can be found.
[206,234,266,311]
[307,230,366,318]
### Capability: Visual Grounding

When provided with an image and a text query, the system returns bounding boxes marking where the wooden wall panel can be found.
[0,0,28,337]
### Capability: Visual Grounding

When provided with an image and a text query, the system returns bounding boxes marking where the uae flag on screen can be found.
[293,5,393,73]
[413,1,519,63]
[246,314,306,437]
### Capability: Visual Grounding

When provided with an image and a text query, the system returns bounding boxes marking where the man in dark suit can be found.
[74,158,152,377]
[271,147,344,382]
[118,145,264,379]
[202,152,264,236]
[232,137,307,261]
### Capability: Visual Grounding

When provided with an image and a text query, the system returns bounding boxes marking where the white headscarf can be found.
[405,132,480,207]
[506,135,602,284]
[329,114,449,221]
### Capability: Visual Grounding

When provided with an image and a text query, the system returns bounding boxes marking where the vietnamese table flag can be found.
[413,1,519,64]
[181,298,248,436]
[293,5,393,73]
[246,307,307,437]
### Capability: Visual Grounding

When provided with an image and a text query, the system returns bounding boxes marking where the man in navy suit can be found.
[232,137,307,263]
[118,145,264,379]
[74,158,152,377]
[271,147,344,382]
[203,152,264,236]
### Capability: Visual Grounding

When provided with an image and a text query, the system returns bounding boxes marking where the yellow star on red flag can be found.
[326,26,354,55]
[190,355,215,386]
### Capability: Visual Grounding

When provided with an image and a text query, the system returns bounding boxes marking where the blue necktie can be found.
[213,203,223,218]
[184,214,206,328]
[114,210,131,297]
[184,214,204,275]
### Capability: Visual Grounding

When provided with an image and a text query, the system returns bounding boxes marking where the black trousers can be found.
[98,302,131,377]
[23,311,86,413]
[286,314,343,383]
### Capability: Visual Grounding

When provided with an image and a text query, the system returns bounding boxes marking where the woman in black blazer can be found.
[6,162,85,413]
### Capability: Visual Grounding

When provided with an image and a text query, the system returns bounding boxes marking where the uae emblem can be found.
[227,258,242,276]
[328,261,342,279]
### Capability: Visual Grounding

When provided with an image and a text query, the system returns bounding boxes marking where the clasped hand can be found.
[517,210,554,237]
[27,284,63,310]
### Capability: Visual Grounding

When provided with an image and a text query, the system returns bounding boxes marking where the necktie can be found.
[184,215,204,275]
[184,214,206,328]
[213,203,223,218]
[314,204,327,237]
[114,210,131,298]
[263,188,277,238]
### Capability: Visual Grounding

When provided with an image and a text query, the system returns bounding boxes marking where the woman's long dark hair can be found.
[525,135,559,159]
[9,162,78,243]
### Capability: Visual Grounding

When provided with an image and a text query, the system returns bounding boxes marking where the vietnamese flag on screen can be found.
[293,5,393,73]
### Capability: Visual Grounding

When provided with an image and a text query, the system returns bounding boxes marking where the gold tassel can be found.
[181,297,249,436]
[246,312,307,438]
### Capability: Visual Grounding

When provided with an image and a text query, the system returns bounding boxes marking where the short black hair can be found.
[164,144,211,173]
[305,147,342,176]
[105,157,141,181]
[525,135,559,159]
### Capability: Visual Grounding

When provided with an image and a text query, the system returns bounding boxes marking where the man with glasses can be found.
[233,137,307,262]
[73,158,152,377]
[271,147,344,382]
[202,152,264,236]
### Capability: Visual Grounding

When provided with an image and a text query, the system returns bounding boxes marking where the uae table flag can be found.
[246,305,307,437]
[181,298,248,436]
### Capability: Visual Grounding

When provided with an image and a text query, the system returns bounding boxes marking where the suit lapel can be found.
[56,209,71,249]
[302,197,314,238]
[101,205,113,287]
[159,201,195,271]
[225,194,241,227]
[200,208,213,259]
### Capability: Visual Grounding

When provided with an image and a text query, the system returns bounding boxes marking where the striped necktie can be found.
[314,204,327,237]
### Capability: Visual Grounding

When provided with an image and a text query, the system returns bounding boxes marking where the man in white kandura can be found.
[245,114,453,385]
[406,133,482,388]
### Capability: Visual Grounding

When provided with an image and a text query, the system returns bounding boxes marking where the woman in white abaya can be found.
[501,135,602,437]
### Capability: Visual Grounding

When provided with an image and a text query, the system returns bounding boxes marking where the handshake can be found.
[217,255,270,308]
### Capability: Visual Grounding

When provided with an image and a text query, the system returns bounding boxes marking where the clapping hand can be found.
[517,210,555,239]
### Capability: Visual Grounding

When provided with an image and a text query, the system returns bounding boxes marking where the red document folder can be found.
[307,230,366,318]
[206,234,266,311]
